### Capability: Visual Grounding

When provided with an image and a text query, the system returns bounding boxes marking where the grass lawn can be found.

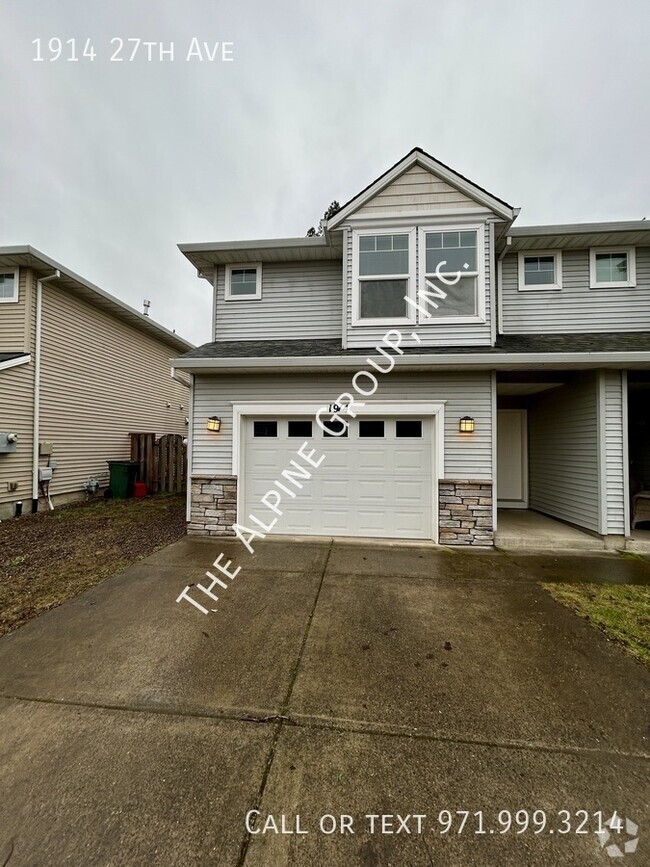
[0,494,186,637]
[544,581,650,667]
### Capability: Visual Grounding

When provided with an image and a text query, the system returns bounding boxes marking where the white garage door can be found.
[242,416,434,539]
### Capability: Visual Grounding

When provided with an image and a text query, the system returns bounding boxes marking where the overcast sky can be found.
[2,0,649,346]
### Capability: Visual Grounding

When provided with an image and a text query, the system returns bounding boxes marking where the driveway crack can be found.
[235,540,333,867]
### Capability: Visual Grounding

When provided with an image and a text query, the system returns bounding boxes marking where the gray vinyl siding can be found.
[602,370,626,535]
[344,223,494,348]
[528,372,600,533]
[192,371,493,481]
[501,248,650,333]
[214,260,342,341]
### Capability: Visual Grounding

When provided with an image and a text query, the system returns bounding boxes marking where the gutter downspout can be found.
[32,270,60,512]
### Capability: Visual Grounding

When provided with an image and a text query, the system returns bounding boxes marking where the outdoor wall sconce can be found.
[459,416,475,433]
[206,416,222,432]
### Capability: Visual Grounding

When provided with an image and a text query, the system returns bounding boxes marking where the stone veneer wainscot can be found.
[439,479,494,546]
[188,476,237,536]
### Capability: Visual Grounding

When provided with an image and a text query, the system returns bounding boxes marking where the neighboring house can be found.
[0,246,193,520]
[174,147,650,547]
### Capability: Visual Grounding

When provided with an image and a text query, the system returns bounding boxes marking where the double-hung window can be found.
[517,251,562,291]
[589,248,636,289]
[353,231,415,324]
[0,271,18,303]
[419,227,483,319]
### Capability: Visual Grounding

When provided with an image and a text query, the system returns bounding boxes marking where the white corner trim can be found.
[597,371,608,535]
[224,262,263,301]
[622,370,630,537]
[517,250,563,291]
[589,246,636,289]
[186,374,195,522]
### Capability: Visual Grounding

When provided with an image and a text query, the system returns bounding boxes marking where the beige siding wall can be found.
[356,165,487,215]
[0,268,35,512]
[0,361,35,510]
[37,283,189,495]
[0,267,32,352]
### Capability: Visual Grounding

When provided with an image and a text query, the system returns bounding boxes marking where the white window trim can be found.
[517,250,563,292]
[417,223,486,324]
[589,247,636,289]
[0,269,19,303]
[351,228,417,326]
[224,263,262,301]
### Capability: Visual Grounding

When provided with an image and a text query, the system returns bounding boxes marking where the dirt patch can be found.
[0,494,186,636]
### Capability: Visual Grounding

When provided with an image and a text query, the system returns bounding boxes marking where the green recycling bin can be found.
[107,460,140,498]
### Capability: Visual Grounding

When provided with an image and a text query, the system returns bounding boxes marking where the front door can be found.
[497,409,528,508]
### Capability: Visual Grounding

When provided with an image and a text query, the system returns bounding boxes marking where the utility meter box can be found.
[39,441,54,456]
[0,432,19,453]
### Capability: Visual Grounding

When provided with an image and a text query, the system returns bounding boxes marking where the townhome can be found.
[173,148,650,548]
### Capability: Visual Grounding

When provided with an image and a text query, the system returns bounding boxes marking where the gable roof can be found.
[0,246,193,354]
[326,147,515,228]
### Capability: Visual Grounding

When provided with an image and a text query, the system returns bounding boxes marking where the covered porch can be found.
[495,369,629,548]
[495,508,606,550]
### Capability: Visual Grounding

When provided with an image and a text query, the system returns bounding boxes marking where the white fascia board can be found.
[178,237,331,254]
[172,351,650,372]
[0,353,31,371]
[327,152,514,229]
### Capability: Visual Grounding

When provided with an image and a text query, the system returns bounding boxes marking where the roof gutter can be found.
[172,350,650,373]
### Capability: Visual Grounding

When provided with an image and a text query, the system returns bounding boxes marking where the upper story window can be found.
[589,248,636,289]
[353,231,415,324]
[225,263,262,300]
[0,271,18,303]
[517,251,562,291]
[352,225,486,326]
[421,228,481,318]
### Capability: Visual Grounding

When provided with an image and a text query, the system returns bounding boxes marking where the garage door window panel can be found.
[253,420,278,437]
[359,420,385,438]
[396,420,423,438]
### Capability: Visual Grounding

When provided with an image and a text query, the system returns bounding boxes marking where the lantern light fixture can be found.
[459,416,475,433]
[206,416,222,432]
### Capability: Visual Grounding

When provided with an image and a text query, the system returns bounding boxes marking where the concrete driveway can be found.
[0,538,648,866]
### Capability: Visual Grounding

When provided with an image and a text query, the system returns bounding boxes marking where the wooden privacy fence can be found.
[130,433,187,494]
